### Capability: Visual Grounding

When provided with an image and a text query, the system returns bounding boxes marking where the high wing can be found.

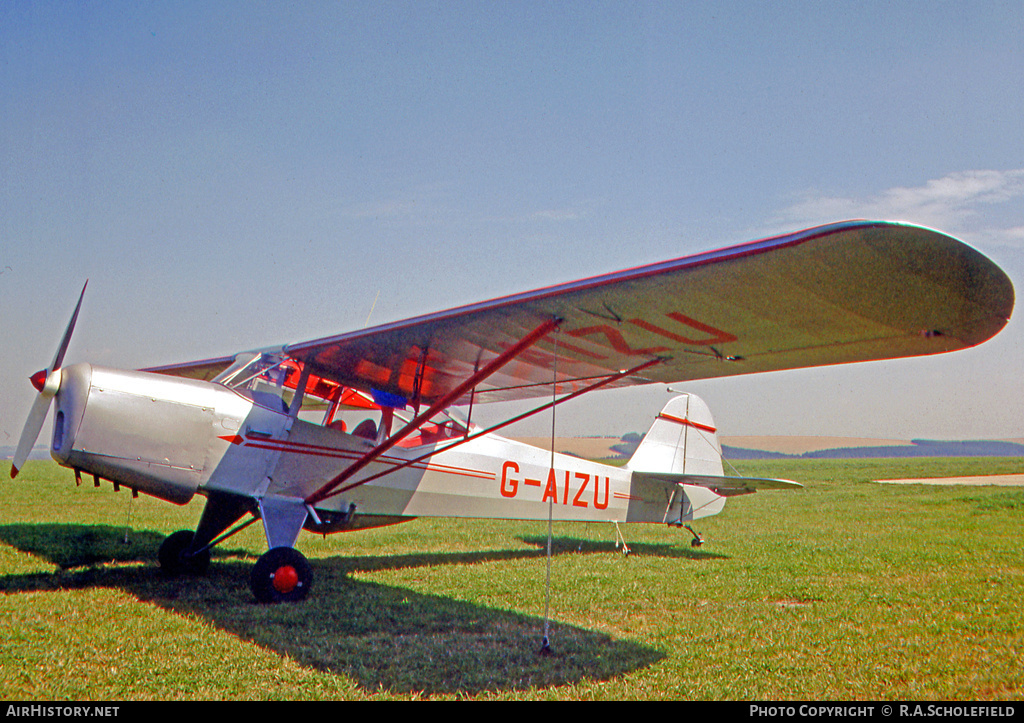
[145,221,1014,406]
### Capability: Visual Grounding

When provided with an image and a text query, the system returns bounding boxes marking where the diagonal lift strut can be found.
[311,356,665,503]
[304,317,560,505]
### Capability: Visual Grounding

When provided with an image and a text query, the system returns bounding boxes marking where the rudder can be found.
[625,394,723,476]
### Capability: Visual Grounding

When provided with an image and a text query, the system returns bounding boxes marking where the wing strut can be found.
[304,318,560,505]
[306,356,664,504]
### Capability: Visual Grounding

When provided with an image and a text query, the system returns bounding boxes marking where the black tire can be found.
[250,547,313,603]
[158,530,211,576]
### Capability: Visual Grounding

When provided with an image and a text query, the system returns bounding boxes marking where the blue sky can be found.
[2,1,1023,443]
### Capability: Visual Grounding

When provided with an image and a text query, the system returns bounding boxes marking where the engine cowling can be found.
[53,364,217,504]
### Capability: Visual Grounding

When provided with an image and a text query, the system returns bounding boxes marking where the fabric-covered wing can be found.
[143,355,237,383]
[151,221,1015,406]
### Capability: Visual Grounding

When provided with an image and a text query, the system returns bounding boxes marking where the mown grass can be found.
[1,458,1021,700]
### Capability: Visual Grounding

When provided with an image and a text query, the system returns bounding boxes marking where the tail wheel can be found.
[158,530,211,575]
[251,547,313,603]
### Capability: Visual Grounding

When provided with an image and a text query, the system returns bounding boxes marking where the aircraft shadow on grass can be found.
[0,522,672,695]
[518,534,729,560]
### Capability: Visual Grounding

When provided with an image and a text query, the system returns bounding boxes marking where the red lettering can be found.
[567,324,670,357]
[354,359,392,385]
[573,473,589,507]
[542,468,558,503]
[509,467,611,509]
[555,312,737,361]
[594,476,609,509]
[500,461,519,498]
[661,312,737,345]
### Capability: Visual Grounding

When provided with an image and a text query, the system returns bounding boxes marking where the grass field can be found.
[1,458,1022,700]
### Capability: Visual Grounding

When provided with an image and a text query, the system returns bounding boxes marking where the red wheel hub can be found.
[271,565,299,594]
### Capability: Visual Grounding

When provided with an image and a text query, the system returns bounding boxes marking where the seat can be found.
[352,419,377,440]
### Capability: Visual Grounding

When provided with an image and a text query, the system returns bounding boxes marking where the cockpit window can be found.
[213,351,478,442]
[214,352,293,412]
[392,409,470,447]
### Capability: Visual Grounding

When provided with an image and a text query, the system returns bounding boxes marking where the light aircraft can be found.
[8,221,1014,603]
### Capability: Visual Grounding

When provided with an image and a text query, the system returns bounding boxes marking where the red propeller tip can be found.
[10,465,19,479]
[29,369,47,392]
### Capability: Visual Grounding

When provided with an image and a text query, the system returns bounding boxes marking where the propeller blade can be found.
[9,281,88,479]
[10,382,56,478]
[51,280,88,372]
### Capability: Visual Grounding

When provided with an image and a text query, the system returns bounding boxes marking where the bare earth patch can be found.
[512,437,623,458]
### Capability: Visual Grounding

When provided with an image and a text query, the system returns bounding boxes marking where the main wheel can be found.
[158,530,211,575]
[250,547,313,603]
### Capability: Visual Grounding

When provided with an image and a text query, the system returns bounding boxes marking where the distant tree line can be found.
[723,439,1024,460]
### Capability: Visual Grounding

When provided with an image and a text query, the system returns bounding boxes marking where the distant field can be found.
[720,436,916,455]
[513,435,1024,459]
[512,436,624,458]
[1,458,1022,700]
[509,435,917,458]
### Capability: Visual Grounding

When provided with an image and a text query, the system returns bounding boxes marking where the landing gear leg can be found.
[685,524,704,548]
[159,492,255,576]
[158,530,211,575]
[250,547,313,603]
[613,522,631,556]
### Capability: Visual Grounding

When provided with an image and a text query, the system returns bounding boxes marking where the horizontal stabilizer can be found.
[631,470,802,497]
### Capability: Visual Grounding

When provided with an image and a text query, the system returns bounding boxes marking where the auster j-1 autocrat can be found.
[9,221,1014,602]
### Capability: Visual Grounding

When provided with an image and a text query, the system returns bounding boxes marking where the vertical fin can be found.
[624,394,724,476]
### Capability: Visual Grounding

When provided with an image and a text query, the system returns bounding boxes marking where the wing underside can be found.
[146,221,1014,406]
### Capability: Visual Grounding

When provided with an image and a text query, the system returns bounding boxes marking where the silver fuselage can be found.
[49,363,723,529]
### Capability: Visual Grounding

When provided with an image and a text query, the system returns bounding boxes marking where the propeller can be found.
[10,281,88,479]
